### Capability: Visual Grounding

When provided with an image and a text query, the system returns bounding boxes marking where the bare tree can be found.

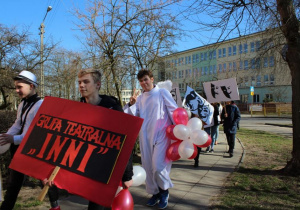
[73,0,179,103]
[182,0,300,174]
[46,49,82,100]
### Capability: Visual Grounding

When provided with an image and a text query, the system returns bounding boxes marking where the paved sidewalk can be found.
[58,133,243,209]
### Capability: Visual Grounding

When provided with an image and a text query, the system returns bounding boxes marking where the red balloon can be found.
[198,134,212,148]
[173,108,189,125]
[188,144,198,159]
[166,141,181,161]
[166,125,181,141]
[112,189,134,210]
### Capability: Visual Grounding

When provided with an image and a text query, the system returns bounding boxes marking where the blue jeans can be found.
[210,125,219,150]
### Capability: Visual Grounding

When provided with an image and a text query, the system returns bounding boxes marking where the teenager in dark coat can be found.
[221,101,241,157]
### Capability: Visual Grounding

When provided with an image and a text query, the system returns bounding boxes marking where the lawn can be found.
[212,128,300,209]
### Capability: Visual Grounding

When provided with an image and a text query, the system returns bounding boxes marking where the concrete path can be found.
[57,132,243,210]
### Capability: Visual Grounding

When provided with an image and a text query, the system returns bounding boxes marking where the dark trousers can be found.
[194,147,202,163]
[88,201,110,210]
[1,145,25,210]
[225,133,236,153]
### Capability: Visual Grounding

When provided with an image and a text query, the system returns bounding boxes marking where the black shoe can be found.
[230,153,233,157]
[194,160,199,167]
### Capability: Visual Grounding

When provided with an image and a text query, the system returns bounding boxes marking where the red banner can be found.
[9,97,143,207]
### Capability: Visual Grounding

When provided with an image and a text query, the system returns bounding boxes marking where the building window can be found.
[223,63,227,72]
[209,66,213,75]
[264,74,269,85]
[228,47,232,56]
[218,49,222,58]
[188,56,191,64]
[192,55,196,63]
[251,58,255,69]
[178,58,181,66]
[270,74,274,85]
[213,50,216,59]
[229,62,232,72]
[196,54,200,63]
[204,52,207,61]
[240,94,248,103]
[251,42,255,52]
[244,43,248,53]
[201,67,204,75]
[256,58,261,69]
[269,56,274,67]
[256,75,261,86]
[233,45,237,55]
[265,94,273,101]
[223,48,226,57]
[204,66,208,75]
[239,44,243,54]
[213,65,217,74]
[201,53,204,61]
[244,60,249,70]
[185,56,188,65]
[219,64,222,73]
[233,61,237,71]
[253,94,260,103]
[256,41,261,51]
[239,60,243,70]
[175,59,177,67]
[251,76,255,86]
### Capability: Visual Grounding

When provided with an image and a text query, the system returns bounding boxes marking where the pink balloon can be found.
[198,134,212,148]
[166,125,182,141]
[112,189,134,210]
[166,141,181,161]
[173,108,189,125]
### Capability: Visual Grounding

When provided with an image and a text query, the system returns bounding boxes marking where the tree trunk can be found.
[277,0,300,174]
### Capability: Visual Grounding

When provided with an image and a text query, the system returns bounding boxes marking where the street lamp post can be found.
[40,6,52,98]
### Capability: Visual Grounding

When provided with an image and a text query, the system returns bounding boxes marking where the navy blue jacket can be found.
[221,104,241,134]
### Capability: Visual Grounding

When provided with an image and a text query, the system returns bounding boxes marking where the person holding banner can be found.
[45,68,134,210]
[221,101,241,157]
[0,70,43,210]
[124,69,178,209]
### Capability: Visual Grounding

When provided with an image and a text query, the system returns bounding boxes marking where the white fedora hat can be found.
[14,70,38,87]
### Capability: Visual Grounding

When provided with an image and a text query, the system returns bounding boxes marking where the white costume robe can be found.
[124,86,178,194]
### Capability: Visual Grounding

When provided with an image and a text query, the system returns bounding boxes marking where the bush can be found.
[0,110,17,188]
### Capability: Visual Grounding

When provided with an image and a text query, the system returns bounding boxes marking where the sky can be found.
[0,0,215,53]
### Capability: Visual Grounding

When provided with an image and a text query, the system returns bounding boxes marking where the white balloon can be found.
[132,165,146,187]
[178,141,195,159]
[187,118,203,131]
[173,124,191,141]
[0,143,11,155]
[190,130,208,146]
[185,108,192,119]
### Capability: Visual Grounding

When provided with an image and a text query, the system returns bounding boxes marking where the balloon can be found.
[198,134,212,148]
[112,189,134,210]
[190,130,208,146]
[187,118,203,132]
[173,124,190,141]
[184,108,192,119]
[166,125,181,141]
[0,143,10,155]
[178,141,196,159]
[132,166,146,187]
[166,141,181,161]
[188,144,198,159]
[173,108,189,125]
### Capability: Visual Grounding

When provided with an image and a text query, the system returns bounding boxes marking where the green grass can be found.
[212,128,300,209]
